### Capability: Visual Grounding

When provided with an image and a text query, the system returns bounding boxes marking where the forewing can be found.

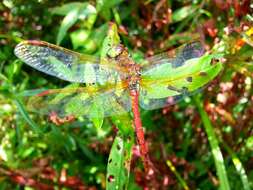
[22,82,131,119]
[14,40,123,84]
[140,43,223,110]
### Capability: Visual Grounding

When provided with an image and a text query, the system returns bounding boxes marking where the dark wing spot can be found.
[109,158,112,163]
[199,72,208,76]
[167,85,181,93]
[172,42,205,68]
[182,42,205,59]
[186,76,193,82]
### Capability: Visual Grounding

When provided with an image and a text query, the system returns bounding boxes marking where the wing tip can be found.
[14,41,26,58]
[14,40,49,59]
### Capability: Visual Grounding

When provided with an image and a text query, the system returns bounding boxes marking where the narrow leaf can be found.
[14,99,42,134]
[222,141,251,190]
[194,96,230,190]
[56,8,80,45]
[172,6,196,23]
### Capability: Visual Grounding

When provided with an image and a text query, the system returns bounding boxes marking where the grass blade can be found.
[194,96,230,190]
[14,99,42,134]
[222,141,251,190]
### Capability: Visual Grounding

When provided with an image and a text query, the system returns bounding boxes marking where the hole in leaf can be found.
[108,175,115,182]
[116,144,121,151]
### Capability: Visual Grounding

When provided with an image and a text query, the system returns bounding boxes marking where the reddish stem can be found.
[130,90,150,171]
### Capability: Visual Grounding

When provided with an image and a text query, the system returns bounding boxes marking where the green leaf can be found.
[51,2,86,16]
[106,133,134,190]
[51,2,97,22]
[56,8,80,45]
[4,60,21,82]
[222,142,251,190]
[101,23,121,58]
[54,3,97,45]
[70,29,91,49]
[96,0,123,11]
[246,136,253,150]
[75,136,99,162]
[96,0,123,20]
[100,23,134,189]
[172,6,196,23]
[14,99,42,134]
[87,23,108,53]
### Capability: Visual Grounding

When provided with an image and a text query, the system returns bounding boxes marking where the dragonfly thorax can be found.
[106,45,141,91]
[117,51,141,91]
[127,64,141,91]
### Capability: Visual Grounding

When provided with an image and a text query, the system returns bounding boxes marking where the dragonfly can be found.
[14,38,222,169]
[14,40,221,118]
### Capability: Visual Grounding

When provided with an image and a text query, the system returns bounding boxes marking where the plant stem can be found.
[166,160,190,190]
[130,90,150,171]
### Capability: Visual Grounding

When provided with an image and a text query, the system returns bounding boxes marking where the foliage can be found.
[0,0,253,189]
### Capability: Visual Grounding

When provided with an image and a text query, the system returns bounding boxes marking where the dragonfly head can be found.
[106,44,128,59]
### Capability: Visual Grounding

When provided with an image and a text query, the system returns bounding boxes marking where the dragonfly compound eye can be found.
[106,45,124,59]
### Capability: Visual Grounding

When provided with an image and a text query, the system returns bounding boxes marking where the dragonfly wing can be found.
[139,43,223,110]
[22,82,131,118]
[14,40,123,84]
[141,41,205,70]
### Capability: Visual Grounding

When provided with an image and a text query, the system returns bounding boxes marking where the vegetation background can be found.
[0,0,253,189]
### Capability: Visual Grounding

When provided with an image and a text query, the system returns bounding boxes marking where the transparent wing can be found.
[141,41,205,70]
[14,40,125,84]
[139,42,223,110]
[21,82,131,119]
